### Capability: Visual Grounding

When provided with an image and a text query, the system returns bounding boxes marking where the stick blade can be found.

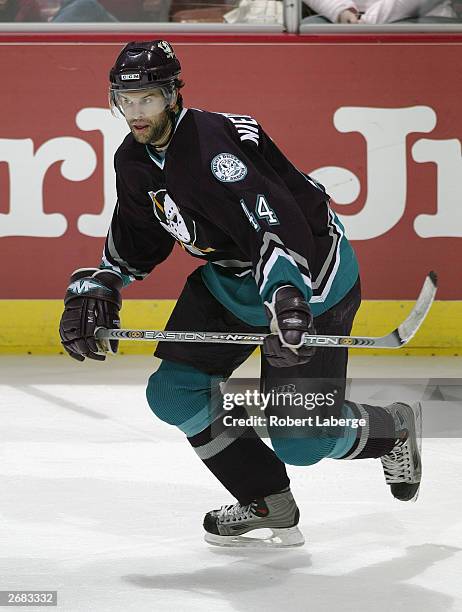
[396,271,438,345]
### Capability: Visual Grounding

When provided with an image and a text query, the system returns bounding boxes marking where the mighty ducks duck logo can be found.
[148,190,215,256]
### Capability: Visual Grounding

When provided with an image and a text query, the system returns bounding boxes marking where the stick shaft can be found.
[95,272,437,350]
[97,328,379,347]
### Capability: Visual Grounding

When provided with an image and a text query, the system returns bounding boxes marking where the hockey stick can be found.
[95,272,437,350]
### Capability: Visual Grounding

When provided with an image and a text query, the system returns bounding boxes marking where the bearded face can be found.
[128,109,172,145]
[114,88,175,145]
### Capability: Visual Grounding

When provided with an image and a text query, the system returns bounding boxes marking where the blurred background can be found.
[1,2,461,354]
[1,9,462,612]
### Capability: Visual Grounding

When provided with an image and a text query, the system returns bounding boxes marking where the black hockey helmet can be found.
[109,40,182,118]
[109,40,181,91]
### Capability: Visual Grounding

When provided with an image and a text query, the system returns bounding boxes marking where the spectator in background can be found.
[52,0,170,21]
[0,0,42,20]
[303,0,458,23]
[52,0,116,21]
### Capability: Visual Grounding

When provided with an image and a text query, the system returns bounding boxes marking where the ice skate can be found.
[381,402,422,502]
[203,488,304,548]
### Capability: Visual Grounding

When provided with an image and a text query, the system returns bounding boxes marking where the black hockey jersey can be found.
[102,108,359,326]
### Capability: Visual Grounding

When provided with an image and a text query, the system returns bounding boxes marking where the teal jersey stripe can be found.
[202,225,359,325]
[259,254,312,305]
[99,262,133,288]
[311,233,359,318]
[202,264,267,326]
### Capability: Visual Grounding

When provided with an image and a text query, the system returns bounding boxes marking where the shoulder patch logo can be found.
[211,153,247,183]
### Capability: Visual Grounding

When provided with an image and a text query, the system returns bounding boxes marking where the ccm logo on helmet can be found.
[121,73,141,81]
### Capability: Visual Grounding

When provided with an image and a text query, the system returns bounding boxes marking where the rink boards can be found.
[1,33,461,353]
[0,299,460,355]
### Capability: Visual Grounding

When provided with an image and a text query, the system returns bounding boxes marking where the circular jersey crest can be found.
[211,153,248,183]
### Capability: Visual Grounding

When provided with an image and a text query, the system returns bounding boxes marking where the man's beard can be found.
[130,111,171,145]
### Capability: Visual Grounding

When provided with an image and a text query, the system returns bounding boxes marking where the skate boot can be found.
[381,402,422,502]
[203,488,304,548]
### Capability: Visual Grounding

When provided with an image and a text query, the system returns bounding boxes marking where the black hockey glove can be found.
[59,268,122,362]
[263,285,316,368]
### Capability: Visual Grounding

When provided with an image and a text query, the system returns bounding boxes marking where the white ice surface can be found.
[0,355,461,612]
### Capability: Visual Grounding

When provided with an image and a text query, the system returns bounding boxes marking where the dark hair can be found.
[175,78,185,109]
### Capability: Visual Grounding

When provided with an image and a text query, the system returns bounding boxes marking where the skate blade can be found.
[205,526,305,548]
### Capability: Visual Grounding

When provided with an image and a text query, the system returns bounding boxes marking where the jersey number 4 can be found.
[241,195,279,231]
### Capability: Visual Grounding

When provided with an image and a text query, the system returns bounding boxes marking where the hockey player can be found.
[59,40,422,548]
